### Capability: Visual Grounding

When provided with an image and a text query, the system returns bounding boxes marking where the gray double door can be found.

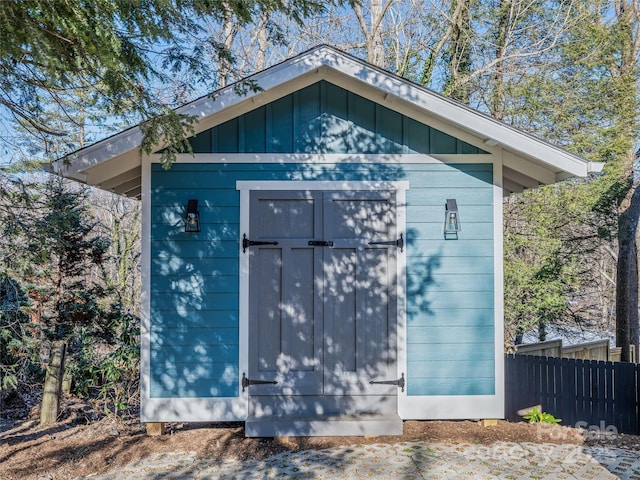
[247,189,399,404]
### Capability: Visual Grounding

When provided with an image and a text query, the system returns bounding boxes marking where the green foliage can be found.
[0,0,331,166]
[522,406,562,424]
[5,177,110,342]
[0,174,121,414]
[0,172,144,416]
[69,306,140,417]
[0,267,41,392]
[0,279,22,390]
[139,111,197,169]
[504,178,610,342]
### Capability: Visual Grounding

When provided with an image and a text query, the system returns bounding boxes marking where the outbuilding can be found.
[56,45,600,436]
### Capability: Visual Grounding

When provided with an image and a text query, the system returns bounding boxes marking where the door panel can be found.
[325,248,357,375]
[324,191,398,395]
[256,197,316,239]
[249,191,324,395]
[256,248,282,372]
[285,248,317,372]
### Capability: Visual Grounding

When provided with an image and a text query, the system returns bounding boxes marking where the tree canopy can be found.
[0,0,328,164]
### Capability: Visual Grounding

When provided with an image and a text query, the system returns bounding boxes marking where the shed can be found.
[55,45,601,436]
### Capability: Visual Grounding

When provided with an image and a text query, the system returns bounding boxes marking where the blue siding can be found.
[409,377,495,396]
[404,164,495,396]
[150,162,494,398]
[184,81,488,155]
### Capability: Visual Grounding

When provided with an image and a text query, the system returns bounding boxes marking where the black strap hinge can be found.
[368,233,404,252]
[242,233,279,253]
[242,372,278,392]
[369,372,405,392]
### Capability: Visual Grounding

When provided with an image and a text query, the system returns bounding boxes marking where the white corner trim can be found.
[238,187,251,410]
[395,185,408,411]
[493,157,505,419]
[140,155,152,411]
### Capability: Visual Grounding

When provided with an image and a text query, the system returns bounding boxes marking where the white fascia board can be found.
[58,49,329,177]
[84,151,142,186]
[588,162,605,173]
[176,52,326,122]
[62,170,88,184]
[502,151,556,185]
[61,128,143,176]
[320,50,590,179]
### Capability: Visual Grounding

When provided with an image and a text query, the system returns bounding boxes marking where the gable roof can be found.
[53,45,602,199]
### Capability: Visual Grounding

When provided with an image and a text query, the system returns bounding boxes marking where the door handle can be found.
[308,240,334,247]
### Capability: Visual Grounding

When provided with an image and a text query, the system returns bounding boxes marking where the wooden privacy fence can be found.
[514,339,616,362]
[505,354,640,435]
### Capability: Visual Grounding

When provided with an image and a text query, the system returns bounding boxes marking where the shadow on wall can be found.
[146,58,496,421]
[147,165,495,422]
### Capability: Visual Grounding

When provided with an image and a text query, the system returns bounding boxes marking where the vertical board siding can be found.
[151,162,494,398]
[186,81,488,156]
[505,354,640,435]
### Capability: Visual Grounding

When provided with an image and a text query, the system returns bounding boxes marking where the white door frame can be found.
[237,180,409,416]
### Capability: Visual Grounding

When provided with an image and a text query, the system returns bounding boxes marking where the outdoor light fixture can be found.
[184,199,200,233]
[444,199,460,239]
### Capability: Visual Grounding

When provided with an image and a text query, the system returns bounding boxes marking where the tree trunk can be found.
[443,0,473,103]
[369,0,385,67]
[353,0,392,68]
[40,340,66,424]
[255,14,268,71]
[218,2,236,88]
[538,321,547,342]
[616,184,640,362]
[489,0,511,119]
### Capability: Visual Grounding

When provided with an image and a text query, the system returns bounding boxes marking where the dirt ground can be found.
[1,396,639,480]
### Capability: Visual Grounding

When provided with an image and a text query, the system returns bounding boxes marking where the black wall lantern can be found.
[185,199,200,233]
[444,198,460,239]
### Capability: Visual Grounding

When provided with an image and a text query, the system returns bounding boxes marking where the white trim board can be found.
[139,154,153,421]
[493,156,506,418]
[141,398,248,422]
[154,153,493,165]
[237,180,410,191]
[399,395,502,420]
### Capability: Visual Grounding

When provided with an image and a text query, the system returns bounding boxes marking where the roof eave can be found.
[55,45,595,195]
